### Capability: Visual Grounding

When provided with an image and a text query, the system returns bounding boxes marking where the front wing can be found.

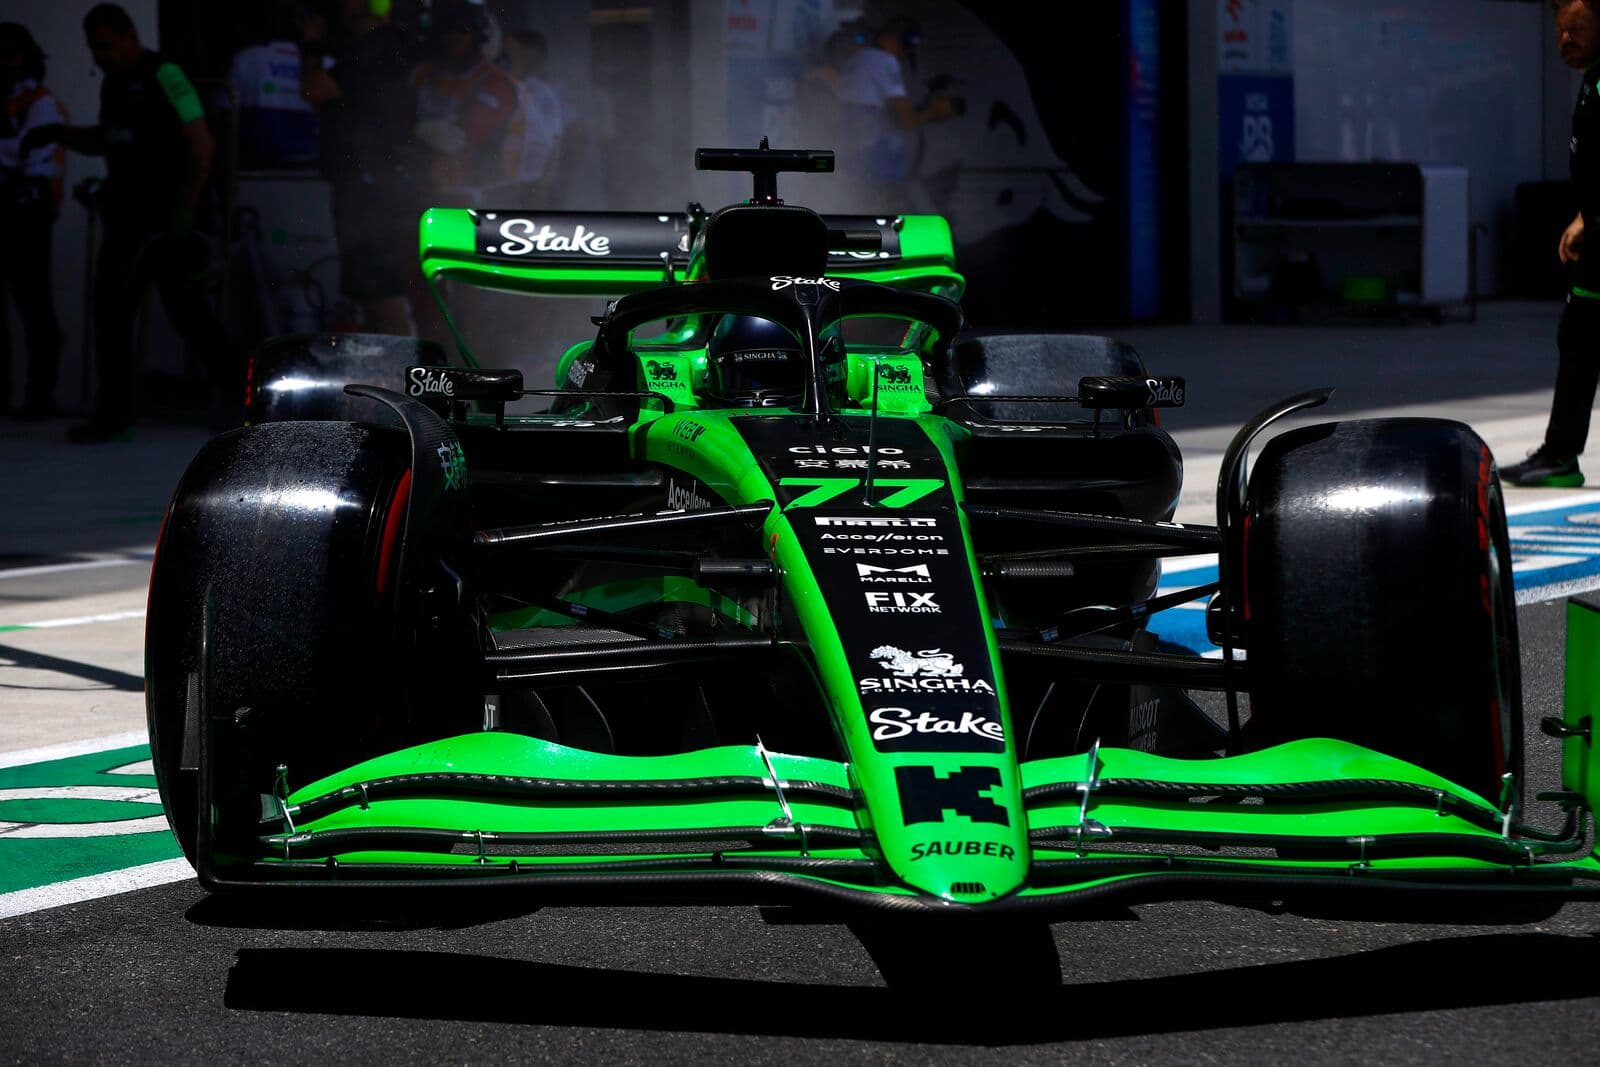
[216,732,1600,914]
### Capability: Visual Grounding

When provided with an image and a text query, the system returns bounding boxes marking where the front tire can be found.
[146,420,477,864]
[1242,419,1521,804]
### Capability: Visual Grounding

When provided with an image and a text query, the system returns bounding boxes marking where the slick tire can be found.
[1242,418,1522,805]
[146,420,476,866]
[246,332,447,424]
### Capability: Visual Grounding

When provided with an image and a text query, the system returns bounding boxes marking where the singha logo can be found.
[871,646,963,678]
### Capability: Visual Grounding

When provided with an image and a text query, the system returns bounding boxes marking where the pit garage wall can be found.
[717,0,1190,327]
[1189,0,1569,321]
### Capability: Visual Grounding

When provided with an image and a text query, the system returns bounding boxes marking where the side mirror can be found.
[405,366,523,405]
[1078,375,1186,409]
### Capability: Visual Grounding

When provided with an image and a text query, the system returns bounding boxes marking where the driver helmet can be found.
[706,315,807,408]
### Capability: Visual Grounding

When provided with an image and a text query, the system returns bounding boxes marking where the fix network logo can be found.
[864,591,939,614]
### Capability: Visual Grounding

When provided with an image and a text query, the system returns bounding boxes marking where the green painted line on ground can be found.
[0,609,147,633]
[0,744,181,896]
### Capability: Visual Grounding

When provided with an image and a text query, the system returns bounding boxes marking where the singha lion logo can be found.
[870,646,963,678]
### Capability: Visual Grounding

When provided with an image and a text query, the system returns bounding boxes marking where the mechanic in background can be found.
[835,14,956,209]
[411,0,517,204]
[299,0,422,336]
[0,22,67,420]
[225,5,319,169]
[1507,0,1600,487]
[23,3,232,442]
[408,0,516,345]
[496,29,564,207]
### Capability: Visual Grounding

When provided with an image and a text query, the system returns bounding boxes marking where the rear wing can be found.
[418,208,965,299]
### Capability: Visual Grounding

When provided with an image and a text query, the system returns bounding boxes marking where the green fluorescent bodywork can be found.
[1563,598,1600,814]
[272,733,1600,897]
[487,575,757,631]
[418,208,965,299]
[224,202,1600,910]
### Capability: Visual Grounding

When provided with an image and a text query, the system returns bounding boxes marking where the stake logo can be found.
[1146,377,1185,406]
[869,705,1003,741]
[770,275,841,291]
[864,591,939,614]
[407,366,454,398]
[855,563,932,584]
[492,218,612,256]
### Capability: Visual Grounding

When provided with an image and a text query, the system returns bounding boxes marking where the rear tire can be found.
[146,420,478,864]
[1243,419,1521,804]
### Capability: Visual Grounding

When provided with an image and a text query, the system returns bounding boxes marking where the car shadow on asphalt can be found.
[219,932,1600,1043]
[0,642,144,692]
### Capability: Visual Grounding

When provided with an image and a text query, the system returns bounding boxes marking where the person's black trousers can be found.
[0,204,64,412]
[91,220,231,426]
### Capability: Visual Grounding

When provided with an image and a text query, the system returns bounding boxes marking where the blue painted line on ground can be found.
[1148,495,1600,654]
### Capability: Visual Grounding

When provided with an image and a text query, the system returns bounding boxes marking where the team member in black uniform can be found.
[1506,1,1600,486]
[299,0,421,336]
[23,3,230,442]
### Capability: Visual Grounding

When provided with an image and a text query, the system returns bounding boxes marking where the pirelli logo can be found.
[813,516,938,528]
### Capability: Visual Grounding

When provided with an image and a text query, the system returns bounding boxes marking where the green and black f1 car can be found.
[146,145,1600,913]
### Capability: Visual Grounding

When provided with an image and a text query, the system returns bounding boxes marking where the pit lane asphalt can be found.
[4,301,1600,1061]
[0,603,1594,1064]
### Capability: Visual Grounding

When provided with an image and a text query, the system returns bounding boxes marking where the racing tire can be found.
[146,420,478,865]
[1242,419,1522,804]
[246,332,448,424]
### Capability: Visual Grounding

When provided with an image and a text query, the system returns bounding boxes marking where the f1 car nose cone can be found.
[881,762,1029,903]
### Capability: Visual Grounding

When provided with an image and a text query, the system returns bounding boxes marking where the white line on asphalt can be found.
[2,609,147,630]
[0,816,171,839]
[107,759,154,776]
[1506,492,1600,515]
[0,785,160,803]
[1518,573,1600,606]
[0,556,152,581]
[0,731,150,770]
[0,858,192,921]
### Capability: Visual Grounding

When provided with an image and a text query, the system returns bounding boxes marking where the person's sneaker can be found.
[1502,446,1584,488]
[66,419,134,444]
